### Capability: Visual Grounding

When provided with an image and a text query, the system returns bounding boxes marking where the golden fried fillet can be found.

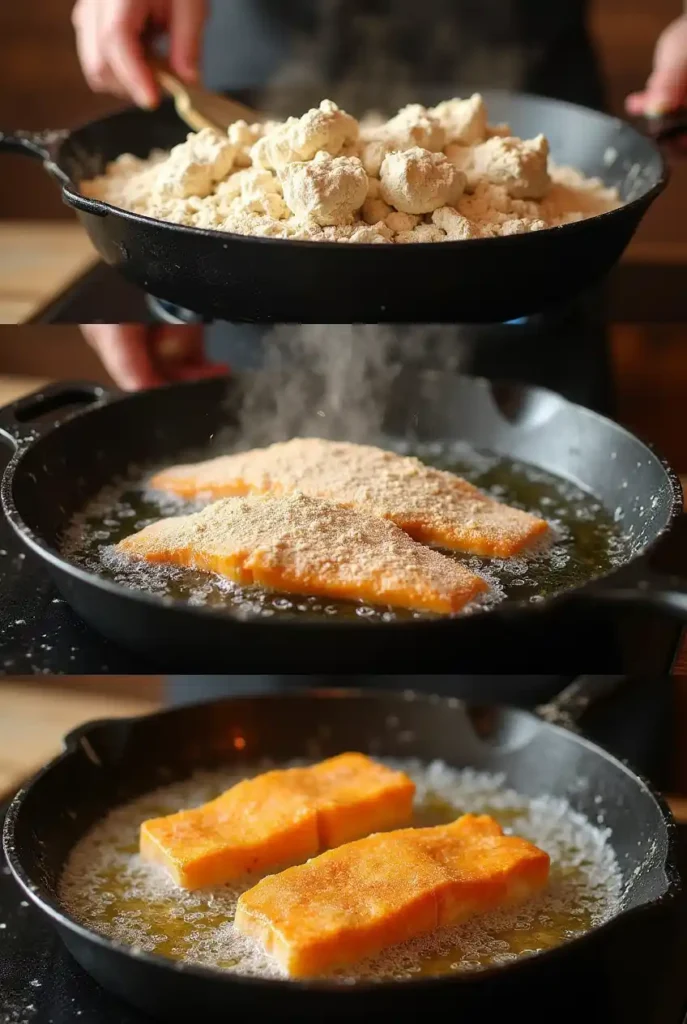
[150,438,549,557]
[117,492,487,613]
[235,814,550,977]
[140,753,415,889]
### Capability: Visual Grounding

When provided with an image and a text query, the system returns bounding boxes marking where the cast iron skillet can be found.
[0,374,686,674]
[2,682,683,1023]
[0,91,685,323]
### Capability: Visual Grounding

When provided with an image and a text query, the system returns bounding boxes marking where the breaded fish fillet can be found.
[234,813,550,977]
[150,438,549,557]
[117,492,487,614]
[140,753,415,889]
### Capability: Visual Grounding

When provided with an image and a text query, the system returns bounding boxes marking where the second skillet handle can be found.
[641,108,687,157]
[0,381,117,451]
[536,675,630,733]
[582,570,687,619]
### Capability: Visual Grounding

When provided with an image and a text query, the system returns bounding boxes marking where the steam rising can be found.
[234,323,469,448]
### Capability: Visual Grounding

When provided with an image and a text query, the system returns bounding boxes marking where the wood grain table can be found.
[0,682,160,801]
[0,221,97,325]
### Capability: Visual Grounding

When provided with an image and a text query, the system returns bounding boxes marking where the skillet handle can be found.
[639,107,687,157]
[0,129,72,185]
[63,717,129,760]
[0,381,117,451]
[580,570,687,619]
[536,675,629,733]
[0,129,108,217]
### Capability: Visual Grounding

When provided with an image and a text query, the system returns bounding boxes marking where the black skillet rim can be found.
[2,688,682,996]
[60,89,670,250]
[1,374,684,633]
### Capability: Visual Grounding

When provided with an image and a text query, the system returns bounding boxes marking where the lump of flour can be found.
[280,152,368,227]
[448,133,551,200]
[380,148,466,215]
[156,128,238,199]
[431,94,488,145]
[252,100,359,172]
[81,93,622,243]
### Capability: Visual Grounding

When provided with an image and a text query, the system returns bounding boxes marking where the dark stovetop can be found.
[2,809,687,1024]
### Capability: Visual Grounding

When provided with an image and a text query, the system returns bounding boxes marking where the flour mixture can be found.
[81,94,621,243]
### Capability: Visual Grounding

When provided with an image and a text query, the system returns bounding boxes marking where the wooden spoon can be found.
[152,62,264,134]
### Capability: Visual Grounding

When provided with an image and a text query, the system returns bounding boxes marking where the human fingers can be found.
[168,0,208,83]
[151,325,230,382]
[625,16,687,115]
[81,323,165,390]
[104,0,161,108]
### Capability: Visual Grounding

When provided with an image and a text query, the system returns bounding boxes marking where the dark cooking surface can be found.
[1,809,686,1024]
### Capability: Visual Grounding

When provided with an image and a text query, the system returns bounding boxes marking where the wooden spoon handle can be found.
[151,58,261,133]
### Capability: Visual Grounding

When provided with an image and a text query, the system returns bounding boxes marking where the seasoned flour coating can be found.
[81,94,621,243]
[235,814,550,977]
[117,492,488,615]
[149,437,550,558]
[140,753,415,889]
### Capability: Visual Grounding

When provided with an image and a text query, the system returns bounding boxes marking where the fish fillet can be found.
[235,814,550,977]
[150,438,549,557]
[117,492,487,614]
[140,753,415,889]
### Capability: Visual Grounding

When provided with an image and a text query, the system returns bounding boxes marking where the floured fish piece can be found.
[150,438,550,557]
[141,753,415,889]
[235,813,550,977]
[117,491,487,614]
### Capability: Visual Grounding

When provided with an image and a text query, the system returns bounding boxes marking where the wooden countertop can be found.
[1,220,687,325]
[0,221,97,325]
[0,374,53,406]
[0,683,160,801]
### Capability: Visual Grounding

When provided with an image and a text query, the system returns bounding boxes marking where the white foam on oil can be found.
[58,759,622,983]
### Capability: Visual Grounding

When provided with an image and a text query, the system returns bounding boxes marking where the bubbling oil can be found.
[58,759,622,981]
[59,440,627,622]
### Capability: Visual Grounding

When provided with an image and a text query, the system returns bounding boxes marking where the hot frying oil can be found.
[61,440,627,620]
[59,760,622,981]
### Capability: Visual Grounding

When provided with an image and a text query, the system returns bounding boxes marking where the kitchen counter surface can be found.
[0,682,160,801]
[0,222,97,325]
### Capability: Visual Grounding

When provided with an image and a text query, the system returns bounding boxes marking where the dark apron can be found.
[202,0,604,110]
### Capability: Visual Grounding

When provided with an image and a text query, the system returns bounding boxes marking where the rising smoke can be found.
[234,324,469,448]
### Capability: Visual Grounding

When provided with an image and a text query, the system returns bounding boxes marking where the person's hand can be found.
[81,324,229,391]
[72,0,208,108]
[626,15,687,116]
